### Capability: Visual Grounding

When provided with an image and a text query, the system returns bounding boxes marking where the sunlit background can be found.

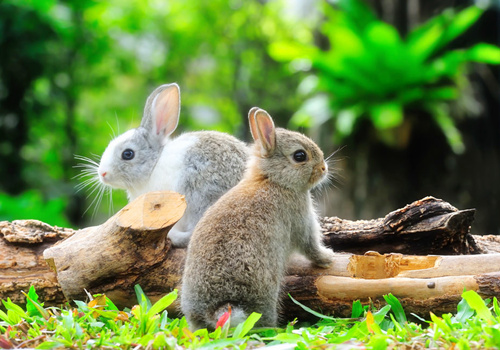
[1,0,499,235]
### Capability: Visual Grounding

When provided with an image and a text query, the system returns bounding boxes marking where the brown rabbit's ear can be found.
[254,109,276,154]
[248,107,260,141]
[142,83,180,138]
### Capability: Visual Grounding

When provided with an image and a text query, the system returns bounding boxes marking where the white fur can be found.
[98,130,136,189]
[128,133,199,200]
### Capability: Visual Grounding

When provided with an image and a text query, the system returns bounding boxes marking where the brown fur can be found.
[180,108,334,330]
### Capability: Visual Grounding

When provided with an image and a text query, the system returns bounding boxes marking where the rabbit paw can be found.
[312,248,335,268]
[168,228,192,248]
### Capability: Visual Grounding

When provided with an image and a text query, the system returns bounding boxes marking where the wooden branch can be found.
[1,193,499,321]
[283,271,500,319]
[320,196,479,255]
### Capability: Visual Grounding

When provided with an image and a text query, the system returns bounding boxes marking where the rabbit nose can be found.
[101,172,107,178]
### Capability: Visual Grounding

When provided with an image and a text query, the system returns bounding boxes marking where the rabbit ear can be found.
[248,107,260,141]
[253,109,276,154]
[142,83,180,138]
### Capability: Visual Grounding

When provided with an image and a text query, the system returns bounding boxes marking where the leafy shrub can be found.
[270,0,500,153]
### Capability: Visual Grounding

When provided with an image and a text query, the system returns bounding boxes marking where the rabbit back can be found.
[181,178,295,329]
[182,169,322,329]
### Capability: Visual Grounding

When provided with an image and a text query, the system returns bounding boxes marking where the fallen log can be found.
[321,196,479,255]
[1,193,499,321]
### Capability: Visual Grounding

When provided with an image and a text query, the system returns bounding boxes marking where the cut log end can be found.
[116,191,187,230]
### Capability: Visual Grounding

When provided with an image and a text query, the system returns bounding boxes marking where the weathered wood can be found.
[282,272,500,319]
[43,191,186,305]
[1,194,499,321]
[320,196,479,255]
[0,220,73,305]
[473,234,500,254]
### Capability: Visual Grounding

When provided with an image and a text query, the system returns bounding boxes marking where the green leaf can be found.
[493,297,500,319]
[373,305,392,324]
[370,103,404,129]
[365,22,401,48]
[0,309,10,324]
[105,296,119,311]
[288,294,336,320]
[367,334,390,350]
[466,43,500,64]
[351,300,364,318]
[445,6,484,47]
[2,298,28,319]
[147,290,178,318]
[430,50,467,79]
[37,341,67,349]
[430,312,452,333]
[462,290,494,321]
[454,297,475,323]
[383,293,407,324]
[268,42,317,62]
[232,312,261,338]
[335,0,377,31]
[424,87,458,100]
[407,6,483,61]
[429,104,465,154]
[134,284,152,313]
[272,332,302,343]
[407,17,445,60]
[23,287,49,320]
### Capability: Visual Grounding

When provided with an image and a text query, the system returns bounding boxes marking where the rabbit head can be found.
[98,83,180,193]
[248,107,328,191]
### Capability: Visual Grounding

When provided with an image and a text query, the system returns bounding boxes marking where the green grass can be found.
[1,286,499,349]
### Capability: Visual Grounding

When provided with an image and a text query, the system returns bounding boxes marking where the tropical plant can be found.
[270,0,500,153]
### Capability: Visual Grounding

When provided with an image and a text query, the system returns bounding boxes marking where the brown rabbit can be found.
[180,107,334,330]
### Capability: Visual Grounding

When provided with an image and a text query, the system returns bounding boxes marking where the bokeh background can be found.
[1,0,499,235]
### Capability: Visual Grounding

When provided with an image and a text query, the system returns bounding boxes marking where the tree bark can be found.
[1,193,499,320]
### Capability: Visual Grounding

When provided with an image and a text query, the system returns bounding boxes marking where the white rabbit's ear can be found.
[248,107,260,141]
[142,83,180,137]
[253,109,276,155]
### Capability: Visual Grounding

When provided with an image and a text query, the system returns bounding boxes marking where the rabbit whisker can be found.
[325,145,346,162]
[74,153,113,219]
[74,154,100,166]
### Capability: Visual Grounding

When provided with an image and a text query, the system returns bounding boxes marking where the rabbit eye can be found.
[122,149,135,160]
[293,150,307,163]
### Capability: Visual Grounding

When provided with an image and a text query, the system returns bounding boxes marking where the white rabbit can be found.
[181,107,334,330]
[94,83,249,247]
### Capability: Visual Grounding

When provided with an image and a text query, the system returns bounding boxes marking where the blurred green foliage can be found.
[0,191,70,227]
[0,0,498,227]
[270,0,500,153]
[0,0,306,226]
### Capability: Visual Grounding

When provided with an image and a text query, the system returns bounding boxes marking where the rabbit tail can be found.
[213,303,247,329]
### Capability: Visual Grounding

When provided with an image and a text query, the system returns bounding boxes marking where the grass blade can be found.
[383,293,407,324]
[462,290,494,321]
[147,290,178,318]
[232,312,261,338]
[288,294,336,320]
